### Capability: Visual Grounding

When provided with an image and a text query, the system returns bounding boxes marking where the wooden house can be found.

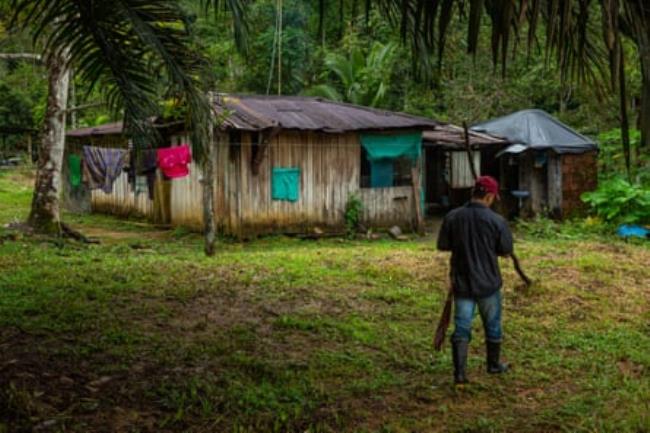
[64,95,439,236]
[422,124,508,213]
[471,109,599,219]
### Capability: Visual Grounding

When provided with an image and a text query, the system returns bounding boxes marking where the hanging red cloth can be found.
[157,144,191,178]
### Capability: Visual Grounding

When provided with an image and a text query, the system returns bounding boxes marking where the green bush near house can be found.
[581,177,650,225]
[344,193,364,238]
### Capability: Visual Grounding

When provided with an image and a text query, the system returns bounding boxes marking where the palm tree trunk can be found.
[27,48,70,233]
[640,61,650,151]
[202,95,217,256]
[631,2,650,151]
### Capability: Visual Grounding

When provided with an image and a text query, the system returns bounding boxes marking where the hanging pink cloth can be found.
[157,144,191,178]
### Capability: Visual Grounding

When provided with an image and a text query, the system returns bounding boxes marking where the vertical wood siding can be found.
[65,129,420,235]
[358,186,414,227]
[91,171,154,217]
[232,131,360,236]
[169,134,204,229]
[223,130,418,237]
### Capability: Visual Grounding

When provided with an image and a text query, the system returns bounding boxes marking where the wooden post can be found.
[463,121,478,180]
[411,158,425,235]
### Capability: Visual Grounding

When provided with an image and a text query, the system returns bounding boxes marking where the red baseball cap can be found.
[475,176,500,199]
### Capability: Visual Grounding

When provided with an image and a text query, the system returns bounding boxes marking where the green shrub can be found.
[581,177,650,225]
[344,193,364,239]
[515,215,612,240]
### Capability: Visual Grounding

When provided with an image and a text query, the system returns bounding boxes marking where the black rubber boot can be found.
[452,340,469,384]
[486,341,508,374]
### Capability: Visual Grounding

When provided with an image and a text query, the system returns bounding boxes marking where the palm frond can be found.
[201,0,249,53]
[10,0,226,162]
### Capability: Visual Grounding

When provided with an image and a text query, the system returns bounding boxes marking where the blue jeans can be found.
[451,290,503,343]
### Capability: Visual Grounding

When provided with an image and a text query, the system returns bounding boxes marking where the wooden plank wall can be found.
[223,130,418,237]
[518,152,546,216]
[231,131,358,236]
[169,134,204,229]
[91,171,154,218]
[449,151,480,188]
[66,129,420,235]
[358,186,414,227]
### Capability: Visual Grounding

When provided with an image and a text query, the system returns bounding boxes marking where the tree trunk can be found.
[632,2,650,151]
[202,96,217,256]
[640,63,650,151]
[27,48,70,233]
[618,48,632,179]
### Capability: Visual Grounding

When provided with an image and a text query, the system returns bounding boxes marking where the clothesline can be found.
[69,144,193,196]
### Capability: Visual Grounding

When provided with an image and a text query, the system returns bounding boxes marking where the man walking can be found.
[437,176,513,384]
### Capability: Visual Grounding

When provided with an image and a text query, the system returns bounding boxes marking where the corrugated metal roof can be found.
[215,95,440,132]
[66,96,441,137]
[66,122,124,138]
[423,124,507,149]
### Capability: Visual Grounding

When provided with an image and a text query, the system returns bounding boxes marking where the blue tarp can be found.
[472,109,598,155]
[616,224,649,239]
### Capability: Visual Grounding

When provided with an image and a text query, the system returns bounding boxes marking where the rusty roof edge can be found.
[216,94,440,127]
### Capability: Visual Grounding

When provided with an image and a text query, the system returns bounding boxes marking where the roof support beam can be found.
[251,126,281,175]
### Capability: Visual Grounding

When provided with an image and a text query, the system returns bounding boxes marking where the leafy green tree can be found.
[354,0,649,175]
[9,0,247,256]
[306,41,396,107]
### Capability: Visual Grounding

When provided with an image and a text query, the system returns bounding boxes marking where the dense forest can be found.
[0,0,647,180]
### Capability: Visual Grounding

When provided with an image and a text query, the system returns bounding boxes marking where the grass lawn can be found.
[0,168,649,433]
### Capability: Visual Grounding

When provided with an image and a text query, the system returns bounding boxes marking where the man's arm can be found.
[437,217,452,251]
[496,219,514,256]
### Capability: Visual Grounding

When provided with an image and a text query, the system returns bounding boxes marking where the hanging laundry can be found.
[126,148,158,199]
[134,175,148,196]
[82,146,128,193]
[67,154,82,189]
[157,144,191,179]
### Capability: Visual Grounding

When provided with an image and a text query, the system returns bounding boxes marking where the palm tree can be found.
[306,42,397,107]
[10,0,247,254]
[354,0,648,175]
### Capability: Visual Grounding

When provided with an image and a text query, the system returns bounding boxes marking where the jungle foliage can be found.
[1,0,649,221]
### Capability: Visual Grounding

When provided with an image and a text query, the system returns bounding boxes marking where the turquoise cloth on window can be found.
[272,167,300,202]
[370,159,394,187]
[68,154,82,188]
[360,132,422,162]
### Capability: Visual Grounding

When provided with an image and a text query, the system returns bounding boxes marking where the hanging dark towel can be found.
[136,148,158,200]
[82,146,128,193]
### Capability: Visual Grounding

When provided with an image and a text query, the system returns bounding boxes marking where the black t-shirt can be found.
[437,201,514,299]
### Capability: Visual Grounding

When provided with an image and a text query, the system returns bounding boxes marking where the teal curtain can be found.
[272,167,300,202]
[360,132,422,162]
[370,159,393,187]
[68,154,82,188]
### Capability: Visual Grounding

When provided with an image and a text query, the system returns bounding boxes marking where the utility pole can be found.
[277,0,283,95]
